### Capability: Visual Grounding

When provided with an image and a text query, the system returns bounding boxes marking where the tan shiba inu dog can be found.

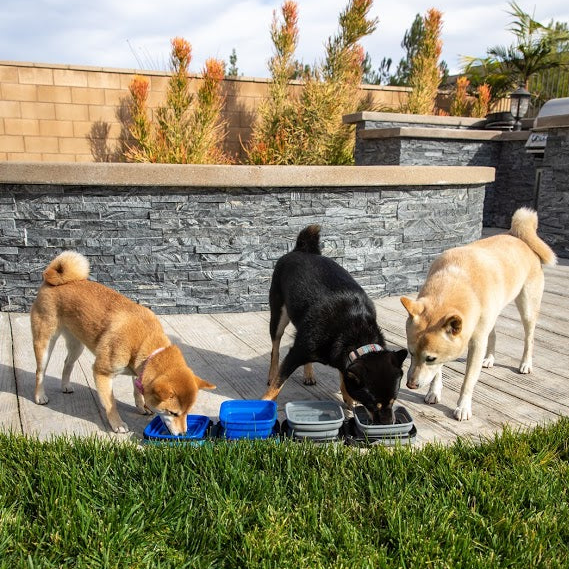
[31,251,215,434]
[400,208,556,421]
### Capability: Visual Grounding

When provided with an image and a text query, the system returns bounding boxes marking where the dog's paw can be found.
[136,405,153,415]
[482,355,495,368]
[303,376,317,386]
[519,362,532,374]
[62,385,74,394]
[112,422,130,434]
[424,391,440,404]
[35,393,49,405]
[453,404,472,421]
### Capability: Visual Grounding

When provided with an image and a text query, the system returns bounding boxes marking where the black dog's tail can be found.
[294,224,321,255]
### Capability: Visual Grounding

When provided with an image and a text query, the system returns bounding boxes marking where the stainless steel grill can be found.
[525,97,569,154]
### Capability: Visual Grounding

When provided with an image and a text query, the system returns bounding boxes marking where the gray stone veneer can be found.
[0,164,491,313]
[353,127,536,228]
[537,127,569,257]
[355,137,502,168]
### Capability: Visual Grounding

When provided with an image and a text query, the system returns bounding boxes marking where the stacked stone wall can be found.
[1,177,486,313]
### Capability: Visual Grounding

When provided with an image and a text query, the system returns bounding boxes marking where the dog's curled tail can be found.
[294,224,322,255]
[43,251,90,286]
[510,207,557,266]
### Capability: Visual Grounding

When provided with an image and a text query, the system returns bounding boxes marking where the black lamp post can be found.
[509,84,531,131]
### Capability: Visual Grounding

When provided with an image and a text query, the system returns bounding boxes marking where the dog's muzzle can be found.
[370,406,395,425]
[406,365,423,390]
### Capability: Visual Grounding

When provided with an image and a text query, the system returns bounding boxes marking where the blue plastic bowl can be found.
[143,414,210,443]
[219,399,277,440]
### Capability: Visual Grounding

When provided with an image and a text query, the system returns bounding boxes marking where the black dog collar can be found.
[348,343,383,363]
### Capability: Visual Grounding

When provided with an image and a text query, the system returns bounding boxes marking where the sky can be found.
[1,0,568,78]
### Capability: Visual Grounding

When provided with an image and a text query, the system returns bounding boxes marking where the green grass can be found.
[1,419,569,569]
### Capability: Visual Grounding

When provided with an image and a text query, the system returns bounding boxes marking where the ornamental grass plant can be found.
[449,75,471,117]
[472,83,492,118]
[448,77,492,118]
[126,37,230,164]
[246,0,377,165]
[406,8,444,115]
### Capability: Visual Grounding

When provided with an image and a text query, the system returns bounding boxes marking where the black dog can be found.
[262,224,407,424]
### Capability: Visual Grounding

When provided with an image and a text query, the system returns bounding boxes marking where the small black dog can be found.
[263,224,407,424]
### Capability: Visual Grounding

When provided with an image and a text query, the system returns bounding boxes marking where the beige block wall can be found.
[0,61,412,163]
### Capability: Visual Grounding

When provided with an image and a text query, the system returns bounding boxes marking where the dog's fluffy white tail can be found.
[509,208,557,266]
[43,251,90,286]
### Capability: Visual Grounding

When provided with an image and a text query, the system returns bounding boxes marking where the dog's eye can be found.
[167,410,180,417]
[425,356,437,363]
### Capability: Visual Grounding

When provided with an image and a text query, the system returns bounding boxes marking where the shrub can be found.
[125,37,230,164]
[246,0,377,165]
[449,75,471,116]
[406,8,443,115]
[472,83,492,118]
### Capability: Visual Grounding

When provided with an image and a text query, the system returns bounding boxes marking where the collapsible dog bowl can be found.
[286,425,341,442]
[219,399,277,440]
[143,414,210,443]
[353,405,414,436]
[285,400,345,432]
[344,419,417,447]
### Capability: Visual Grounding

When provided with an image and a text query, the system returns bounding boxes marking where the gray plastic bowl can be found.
[288,426,341,439]
[285,400,345,432]
[353,405,414,436]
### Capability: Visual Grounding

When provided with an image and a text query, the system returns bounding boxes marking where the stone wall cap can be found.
[344,111,486,128]
[0,59,283,83]
[358,127,530,141]
[0,163,496,187]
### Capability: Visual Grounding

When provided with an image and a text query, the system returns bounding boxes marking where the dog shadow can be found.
[1,335,419,439]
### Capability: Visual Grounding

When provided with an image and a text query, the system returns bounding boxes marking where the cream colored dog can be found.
[31,251,215,434]
[401,208,556,421]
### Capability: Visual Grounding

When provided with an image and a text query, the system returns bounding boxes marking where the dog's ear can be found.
[393,348,408,367]
[195,375,216,390]
[400,297,423,318]
[444,315,462,336]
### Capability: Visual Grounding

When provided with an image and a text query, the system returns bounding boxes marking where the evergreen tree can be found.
[362,53,392,85]
[226,48,239,77]
[391,14,423,85]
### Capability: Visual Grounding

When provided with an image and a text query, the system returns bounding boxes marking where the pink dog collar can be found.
[348,343,383,363]
[134,347,166,394]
